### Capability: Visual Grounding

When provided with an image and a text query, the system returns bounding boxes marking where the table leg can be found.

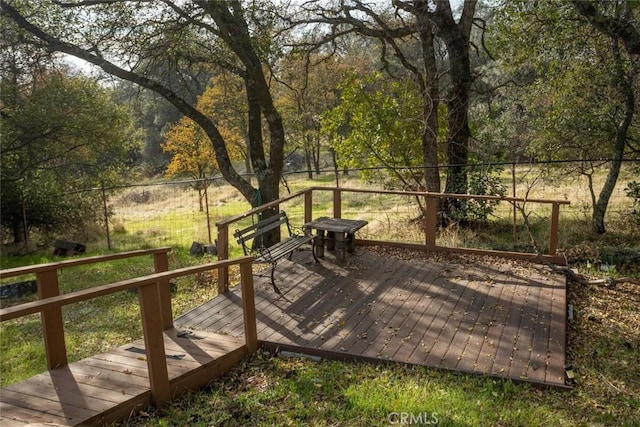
[346,232,355,253]
[316,230,326,258]
[326,231,335,250]
[335,232,346,262]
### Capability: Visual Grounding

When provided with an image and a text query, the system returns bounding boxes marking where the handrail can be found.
[215,187,569,290]
[0,247,174,370]
[0,247,172,279]
[309,186,571,205]
[0,255,257,409]
[0,257,250,321]
[215,189,309,228]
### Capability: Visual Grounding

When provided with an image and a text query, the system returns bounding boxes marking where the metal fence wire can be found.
[8,160,639,254]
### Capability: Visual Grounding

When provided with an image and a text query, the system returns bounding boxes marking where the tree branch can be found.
[0,0,254,201]
[570,0,640,55]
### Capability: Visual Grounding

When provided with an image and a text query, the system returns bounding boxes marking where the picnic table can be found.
[303,217,368,262]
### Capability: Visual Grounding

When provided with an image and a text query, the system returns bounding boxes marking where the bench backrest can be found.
[233,211,293,255]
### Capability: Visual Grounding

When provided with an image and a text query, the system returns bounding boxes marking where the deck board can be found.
[1,329,247,426]
[177,247,567,388]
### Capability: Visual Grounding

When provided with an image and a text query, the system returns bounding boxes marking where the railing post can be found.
[138,283,171,408]
[153,251,173,330]
[217,224,229,294]
[549,202,560,256]
[304,190,313,224]
[239,260,258,353]
[425,196,437,246]
[36,269,67,369]
[333,189,342,219]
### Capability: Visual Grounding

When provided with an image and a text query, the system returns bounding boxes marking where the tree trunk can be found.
[415,6,441,193]
[433,0,477,221]
[592,37,635,234]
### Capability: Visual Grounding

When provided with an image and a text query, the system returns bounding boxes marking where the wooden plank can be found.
[4,375,123,412]
[363,263,429,360]
[425,196,437,246]
[391,266,442,362]
[137,283,171,407]
[0,415,39,427]
[170,347,247,397]
[506,276,542,381]
[468,272,511,375]
[175,248,567,388]
[546,279,567,385]
[405,270,463,365]
[486,276,527,378]
[58,360,151,393]
[0,388,98,423]
[0,401,73,426]
[217,224,230,293]
[163,329,245,356]
[343,259,414,356]
[423,276,478,368]
[312,258,400,352]
[549,202,560,256]
[525,276,554,383]
[153,251,173,330]
[442,276,488,371]
[246,264,330,343]
[182,292,242,331]
[0,247,172,279]
[36,268,67,369]
[0,258,254,322]
[77,355,150,380]
[319,253,403,352]
[455,269,508,374]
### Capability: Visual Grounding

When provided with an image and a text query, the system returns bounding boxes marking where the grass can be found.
[1,169,639,425]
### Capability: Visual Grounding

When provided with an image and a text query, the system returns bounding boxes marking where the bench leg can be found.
[311,239,320,263]
[269,264,282,294]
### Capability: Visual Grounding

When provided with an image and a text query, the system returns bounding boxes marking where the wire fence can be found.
[8,160,639,255]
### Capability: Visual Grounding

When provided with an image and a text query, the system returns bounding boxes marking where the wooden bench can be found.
[234,211,318,294]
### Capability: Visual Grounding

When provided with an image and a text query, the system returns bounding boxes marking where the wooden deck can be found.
[0,328,247,426]
[177,247,568,387]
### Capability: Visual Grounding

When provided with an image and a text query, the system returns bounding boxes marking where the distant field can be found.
[102,165,638,260]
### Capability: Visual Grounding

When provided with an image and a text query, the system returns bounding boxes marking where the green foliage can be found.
[625,180,640,222]
[447,165,507,225]
[0,72,140,243]
[625,181,640,205]
[322,72,423,189]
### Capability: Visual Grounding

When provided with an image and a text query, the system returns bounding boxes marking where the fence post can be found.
[425,196,437,246]
[333,189,342,219]
[153,251,173,330]
[217,224,229,294]
[36,269,68,369]
[304,190,313,224]
[549,202,560,256]
[204,179,212,244]
[101,180,112,250]
[239,260,258,353]
[21,196,29,253]
[138,282,171,407]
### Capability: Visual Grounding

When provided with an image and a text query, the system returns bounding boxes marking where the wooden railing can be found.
[215,187,570,291]
[0,252,258,408]
[0,248,172,369]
